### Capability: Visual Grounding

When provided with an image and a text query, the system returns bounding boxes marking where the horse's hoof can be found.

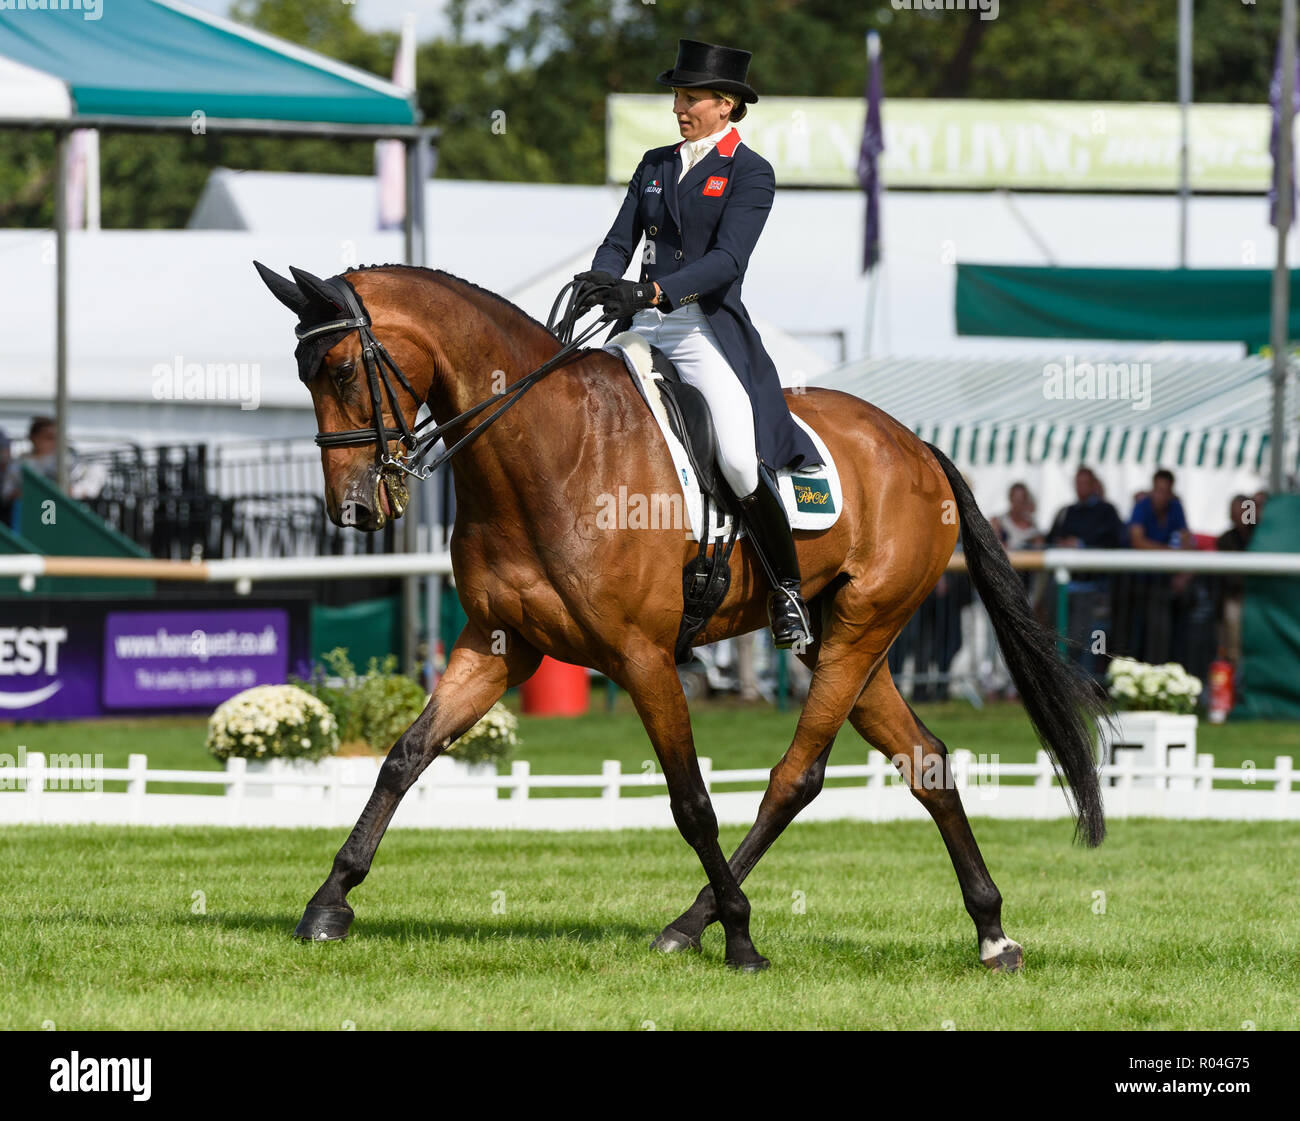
[294,904,354,942]
[980,936,1023,973]
[726,954,771,973]
[650,925,701,954]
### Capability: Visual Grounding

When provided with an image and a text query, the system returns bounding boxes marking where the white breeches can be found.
[630,303,760,497]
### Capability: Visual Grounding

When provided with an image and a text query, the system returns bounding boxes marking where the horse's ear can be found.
[289,266,349,317]
[253,261,310,316]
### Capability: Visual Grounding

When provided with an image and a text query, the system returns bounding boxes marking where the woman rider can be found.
[574,38,822,649]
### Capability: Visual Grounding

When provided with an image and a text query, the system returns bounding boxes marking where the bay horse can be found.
[256,262,1106,973]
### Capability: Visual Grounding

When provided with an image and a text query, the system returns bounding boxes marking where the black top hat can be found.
[657,39,758,104]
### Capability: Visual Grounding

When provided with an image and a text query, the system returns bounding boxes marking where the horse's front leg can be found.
[294,624,540,941]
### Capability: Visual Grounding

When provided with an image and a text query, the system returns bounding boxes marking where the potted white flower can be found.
[207,684,344,799]
[1104,658,1203,789]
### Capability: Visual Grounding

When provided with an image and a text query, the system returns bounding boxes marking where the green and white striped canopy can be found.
[815,356,1298,474]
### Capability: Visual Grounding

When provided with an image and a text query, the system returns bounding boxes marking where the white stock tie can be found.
[679,139,708,182]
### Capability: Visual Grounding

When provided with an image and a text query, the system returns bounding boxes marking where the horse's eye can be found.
[335,361,355,378]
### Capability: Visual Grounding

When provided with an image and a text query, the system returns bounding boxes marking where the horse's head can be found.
[255,262,433,531]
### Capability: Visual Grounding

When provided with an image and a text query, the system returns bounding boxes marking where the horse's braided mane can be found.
[345,263,558,341]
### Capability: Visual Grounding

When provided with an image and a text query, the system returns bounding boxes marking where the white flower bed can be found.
[207,684,339,762]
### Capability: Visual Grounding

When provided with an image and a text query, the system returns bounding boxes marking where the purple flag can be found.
[857,31,884,272]
[1270,32,1300,229]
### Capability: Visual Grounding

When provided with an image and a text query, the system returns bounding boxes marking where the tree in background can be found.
[0,0,1287,229]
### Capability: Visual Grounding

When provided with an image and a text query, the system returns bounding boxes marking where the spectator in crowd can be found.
[2,416,60,528]
[1129,469,1193,553]
[991,482,1046,554]
[1124,467,1195,664]
[1215,494,1256,665]
[1048,466,1125,678]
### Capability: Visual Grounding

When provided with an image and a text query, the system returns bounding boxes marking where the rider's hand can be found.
[573,270,618,314]
[601,279,658,318]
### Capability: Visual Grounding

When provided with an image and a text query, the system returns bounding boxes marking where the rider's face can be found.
[673,88,731,142]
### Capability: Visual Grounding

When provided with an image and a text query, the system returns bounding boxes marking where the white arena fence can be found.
[0,750,1294,829]
[1,547,1296,828]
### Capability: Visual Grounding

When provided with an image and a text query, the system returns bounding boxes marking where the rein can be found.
[298,276,613,480]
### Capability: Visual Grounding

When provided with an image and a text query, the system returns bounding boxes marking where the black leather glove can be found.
[573,270,618,314]
[602,279,658,318]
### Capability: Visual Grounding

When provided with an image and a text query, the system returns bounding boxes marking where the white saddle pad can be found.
[603,332,843,543]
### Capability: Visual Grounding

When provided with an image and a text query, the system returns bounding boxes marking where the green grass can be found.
[1,819,1297,1030]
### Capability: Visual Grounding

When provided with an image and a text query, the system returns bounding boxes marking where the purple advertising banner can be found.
[0,617,101,720]
[103,609,289,709]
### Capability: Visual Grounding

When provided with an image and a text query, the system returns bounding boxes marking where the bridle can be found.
[295,275,614,480]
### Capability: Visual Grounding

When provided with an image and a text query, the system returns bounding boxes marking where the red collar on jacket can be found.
[673,126,741,158]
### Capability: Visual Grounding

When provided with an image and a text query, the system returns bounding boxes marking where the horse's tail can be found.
[925,442,1107,847]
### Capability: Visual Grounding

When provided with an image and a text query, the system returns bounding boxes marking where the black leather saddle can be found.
[633,344,742,666]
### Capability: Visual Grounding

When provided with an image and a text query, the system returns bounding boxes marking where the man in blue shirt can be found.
[1129,469,1191,550]
[1125,468,1196,664]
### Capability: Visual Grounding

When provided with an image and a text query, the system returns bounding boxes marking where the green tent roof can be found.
[0,0,415,125]
[956,264,1300,352]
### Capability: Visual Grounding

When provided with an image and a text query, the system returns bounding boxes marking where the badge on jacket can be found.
[703,176,728,196]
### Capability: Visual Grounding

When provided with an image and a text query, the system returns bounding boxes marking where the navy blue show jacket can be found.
[590,126,822,473]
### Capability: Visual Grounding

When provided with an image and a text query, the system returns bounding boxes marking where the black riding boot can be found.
[738,465,812,649]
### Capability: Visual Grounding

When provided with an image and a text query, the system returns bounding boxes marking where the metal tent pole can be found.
[54,126,70,493]
[400,132,432,676]
[1177,0,1192,267]
[1273,0,1297,495]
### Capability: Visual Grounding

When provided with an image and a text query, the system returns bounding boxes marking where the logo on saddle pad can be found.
[791,477,834,513]
[703,176,728,196]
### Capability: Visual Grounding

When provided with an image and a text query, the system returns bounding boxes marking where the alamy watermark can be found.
[152,356,261,411]
[1042,357,1152,412]
[0,746,104,794]
[891,0,999,20]
[0,0,102,20]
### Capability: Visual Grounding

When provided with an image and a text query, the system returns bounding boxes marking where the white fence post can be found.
[510,760,530,801]
[1034,750,1054,819]
[1275,756,1294,820]
[25,751,45,824]
[866,751,886,821]
[226,757,246,825]
[127,754,148,823]
[951,749,972,794]
[601,760,621,802]
[699,757,713,794]
[1196,753,1213,818]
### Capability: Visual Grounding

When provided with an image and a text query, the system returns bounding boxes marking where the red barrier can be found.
[521,656,590,716]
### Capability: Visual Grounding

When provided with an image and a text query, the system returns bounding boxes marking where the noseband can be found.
[295,275,612,481]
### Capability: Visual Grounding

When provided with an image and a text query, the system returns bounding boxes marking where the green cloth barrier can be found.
[956,264,1300,350]
[1233,494,1300,720]
[17,466,153,597]
[311,596,402,668]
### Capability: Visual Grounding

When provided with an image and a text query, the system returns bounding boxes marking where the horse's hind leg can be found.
[294,624,540,941]
[848,668,1022,972]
